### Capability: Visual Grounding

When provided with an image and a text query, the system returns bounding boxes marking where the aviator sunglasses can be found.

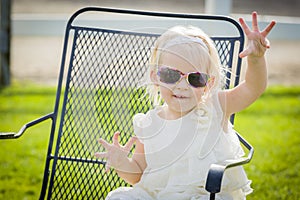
[157,66,210,88]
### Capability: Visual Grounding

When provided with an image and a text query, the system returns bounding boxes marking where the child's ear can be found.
[205,76,215,91]
[150,70,159,84]
[208,76,215,87]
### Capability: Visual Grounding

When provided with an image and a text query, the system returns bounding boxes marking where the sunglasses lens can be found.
[158,67,181,84]
[188,72,209,88]
[158,66,209,88]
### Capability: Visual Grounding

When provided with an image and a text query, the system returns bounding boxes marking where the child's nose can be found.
[175,76,189,89]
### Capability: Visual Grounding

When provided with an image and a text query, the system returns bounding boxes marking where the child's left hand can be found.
[95,132,137,172]
[239,11,276,58]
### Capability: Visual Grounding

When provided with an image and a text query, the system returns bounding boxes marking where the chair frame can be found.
[1,7,254,200]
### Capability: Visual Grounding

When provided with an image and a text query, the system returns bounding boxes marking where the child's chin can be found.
[173,105,196,115]
[174,100,196,110]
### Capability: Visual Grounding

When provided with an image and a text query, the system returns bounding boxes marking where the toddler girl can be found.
[95,12,276,200]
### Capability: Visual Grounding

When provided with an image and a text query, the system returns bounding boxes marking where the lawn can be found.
[0,82,299,199]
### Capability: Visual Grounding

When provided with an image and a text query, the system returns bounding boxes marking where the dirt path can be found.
[265,40,300,86]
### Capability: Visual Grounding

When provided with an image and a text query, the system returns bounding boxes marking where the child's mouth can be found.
[173,94,188,99]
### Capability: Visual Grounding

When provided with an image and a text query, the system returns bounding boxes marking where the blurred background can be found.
[1,0,300,86]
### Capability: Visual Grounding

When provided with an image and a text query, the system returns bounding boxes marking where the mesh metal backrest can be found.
[42,7,244,199]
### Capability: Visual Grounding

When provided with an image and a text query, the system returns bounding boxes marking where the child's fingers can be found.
[94,151,111,172]
[261,20,276,37]
[112,132,121,146]
[98,138,111,151]
[260,38,270,49]
[95,151,111,172]
[239,47,252,58]
[239,17,251,36]
[251,11,259,32]
[98,138,110,150]
[105,161,111,173]
[123,136,137,152]
[94,152,108,159]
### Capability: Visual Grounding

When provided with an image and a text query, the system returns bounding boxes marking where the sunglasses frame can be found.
[157,66,210,88]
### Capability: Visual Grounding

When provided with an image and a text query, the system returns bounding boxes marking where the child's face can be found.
[155,50,207,118]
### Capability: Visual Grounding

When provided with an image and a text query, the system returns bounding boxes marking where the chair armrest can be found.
[205,132,254,194]
[0,113,54,139]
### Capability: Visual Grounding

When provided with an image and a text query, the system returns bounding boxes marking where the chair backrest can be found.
[40,7,244,199]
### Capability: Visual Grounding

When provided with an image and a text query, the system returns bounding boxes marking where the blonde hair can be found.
[145,25,226,106]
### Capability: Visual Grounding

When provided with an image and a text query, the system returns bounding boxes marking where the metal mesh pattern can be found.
[46,27,240,199]
[59,28,157,156]
[214,39,233,67]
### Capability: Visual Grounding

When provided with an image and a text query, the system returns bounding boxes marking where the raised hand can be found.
[95,132,137,172]
[239,11,276,58]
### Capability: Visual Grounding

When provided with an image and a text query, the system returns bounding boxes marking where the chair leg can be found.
[210,193,216,200]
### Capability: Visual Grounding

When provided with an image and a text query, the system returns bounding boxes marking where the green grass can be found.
[235,86,300,199]
[0,82,56,199]
[0,82,300,199]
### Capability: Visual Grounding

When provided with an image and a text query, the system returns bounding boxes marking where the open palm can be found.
[239,12,276,58]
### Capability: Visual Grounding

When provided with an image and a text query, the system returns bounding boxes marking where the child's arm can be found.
[220,12,276,119]
[95,132,147,185]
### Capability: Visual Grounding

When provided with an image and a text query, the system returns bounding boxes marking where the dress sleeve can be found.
[132,112,152,144]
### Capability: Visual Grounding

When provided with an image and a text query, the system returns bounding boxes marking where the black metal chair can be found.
[0,7,253,200]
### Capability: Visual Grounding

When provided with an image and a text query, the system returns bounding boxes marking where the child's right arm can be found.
[95,132,147,185]
[219,12,276,120]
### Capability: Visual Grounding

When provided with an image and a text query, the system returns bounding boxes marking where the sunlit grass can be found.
[0,82,55,199]
[235,86,300,199]
[0,83,299,199]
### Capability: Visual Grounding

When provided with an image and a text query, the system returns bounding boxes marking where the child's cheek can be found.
[192,88,205,102]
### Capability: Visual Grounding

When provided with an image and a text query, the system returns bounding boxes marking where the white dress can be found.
[106,92,253,200]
